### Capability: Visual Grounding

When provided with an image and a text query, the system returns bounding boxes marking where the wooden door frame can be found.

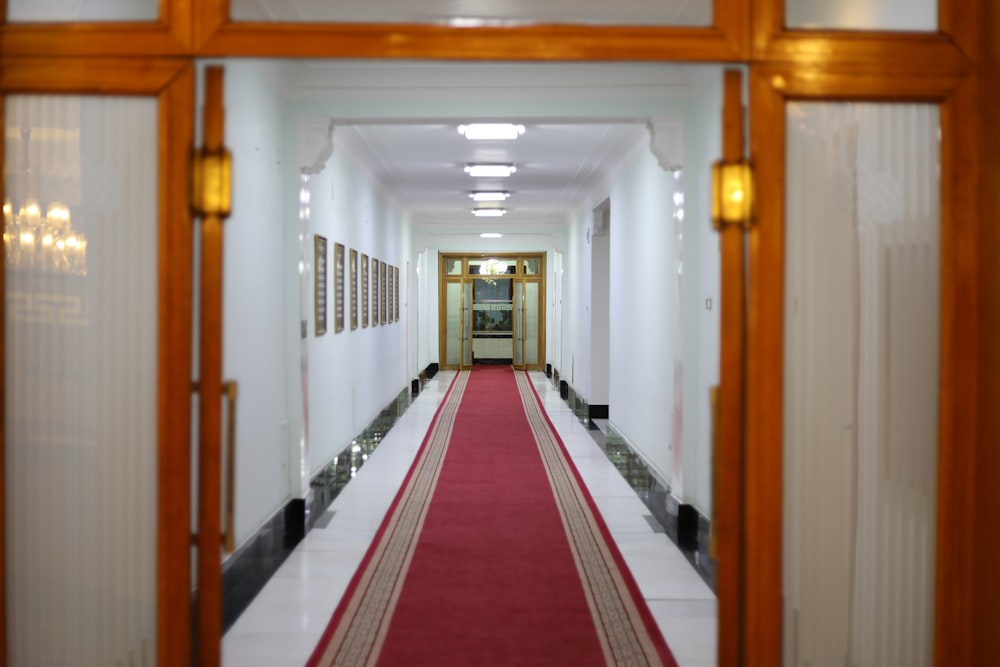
[0,58,195,666]
[1,0,996,665]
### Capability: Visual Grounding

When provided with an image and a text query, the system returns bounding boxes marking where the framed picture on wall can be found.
[386,264,393,325]
[361,253,369,328]
[380,261,387,325]
[334,242,345,334]
[371,257,379,327]
[394,265,399,322]
[350,248,358,331]
[314,235,327,336]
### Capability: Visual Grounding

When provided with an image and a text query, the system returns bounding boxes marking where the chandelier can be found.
[478,258,509,285]
[3,128,87,276]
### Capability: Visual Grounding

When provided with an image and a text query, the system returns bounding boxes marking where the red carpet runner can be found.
[307,367,678,667]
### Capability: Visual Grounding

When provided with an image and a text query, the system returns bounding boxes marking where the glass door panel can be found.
[445,282,462,366]
[7,0,158,22]
[462,281,472,368]
[785,0,936,31]
[229,0,712,27]
[782,102,940,667]
[524,282,540,367]
[4,95,159,664]
[513,282,523,368]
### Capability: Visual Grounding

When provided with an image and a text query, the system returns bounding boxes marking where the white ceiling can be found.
[338,122,647,225]
[274,61,722,233]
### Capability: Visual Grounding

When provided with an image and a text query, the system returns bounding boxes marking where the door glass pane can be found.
[513,283,523,366]
[786,0,936,31]
[8,0,157,22]
[462,282,472,366]
[524,281,540,366]
[523,257,541,275]
[783,102,940,667]
[445,282,461,365]
[5,95,159,664]
[230,0,711,26]
[469,257,515,276]
[444,257,462,275]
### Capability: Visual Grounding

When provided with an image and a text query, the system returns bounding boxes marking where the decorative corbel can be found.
[300,118,335,176]
[647,116,684,173]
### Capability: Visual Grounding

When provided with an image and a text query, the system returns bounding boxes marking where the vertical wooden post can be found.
[716,68,746,667]
[197,65,226,667]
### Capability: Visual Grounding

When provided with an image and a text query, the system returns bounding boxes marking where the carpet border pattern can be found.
[514,370,675,667]
[309,369,675,667]
[308,371,470,667]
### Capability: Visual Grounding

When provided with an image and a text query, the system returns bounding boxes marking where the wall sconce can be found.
[192,148,233,218]
[711,160,754,230]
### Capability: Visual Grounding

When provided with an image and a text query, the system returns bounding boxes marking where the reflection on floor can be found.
[588,419,716,592]
[222,371,717,667]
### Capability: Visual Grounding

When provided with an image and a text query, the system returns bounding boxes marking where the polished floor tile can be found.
[223,371,716,667]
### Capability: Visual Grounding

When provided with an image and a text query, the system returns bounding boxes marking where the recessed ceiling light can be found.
[465,164,516,178]
[480,232,504,238]
[469,191,510,202]
[472,208,506,217]
[458,124,525,140]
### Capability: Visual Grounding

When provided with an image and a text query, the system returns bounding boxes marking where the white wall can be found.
[563,209,589,387]
[221,61,292,546]
[682,81,722,516]
[302,137,410,476]
[590,206,611,406]
[607,148,679,481]
[224,66,417,549]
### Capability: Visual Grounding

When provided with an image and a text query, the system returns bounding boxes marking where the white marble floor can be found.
[223,371,716,667]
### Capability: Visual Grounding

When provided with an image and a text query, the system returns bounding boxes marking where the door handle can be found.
[222,380,238,553]
[710,385,719,561]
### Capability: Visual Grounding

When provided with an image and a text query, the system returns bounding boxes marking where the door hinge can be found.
[191,148,233,219]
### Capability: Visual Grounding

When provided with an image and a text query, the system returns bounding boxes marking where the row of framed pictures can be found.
[314,234,400,336]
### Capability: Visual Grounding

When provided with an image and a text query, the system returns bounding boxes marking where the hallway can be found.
[222,371,716,667]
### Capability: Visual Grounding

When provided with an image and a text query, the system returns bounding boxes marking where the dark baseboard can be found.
[545,363,552,378]
[425,362,438,379]
[589,404,609,420]
[222,381,422,633]
[222,498,306,633]
[568,412,715,591]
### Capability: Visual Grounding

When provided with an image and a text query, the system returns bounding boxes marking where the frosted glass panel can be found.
[786,0,937,31]
[5,96,159,665]
[525,282,539,365]
[513,283,523,366]
[462,282,472,366]
[446,282,461,366]
[8,0,157,22]
[783,103,940,667]
[230,0,711,26]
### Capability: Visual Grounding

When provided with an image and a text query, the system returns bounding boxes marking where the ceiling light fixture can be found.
[465,164,516,178]
[458,123,526,140]
[480,233,504,238]
[472,208,506,217]
[469,191,510,202]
